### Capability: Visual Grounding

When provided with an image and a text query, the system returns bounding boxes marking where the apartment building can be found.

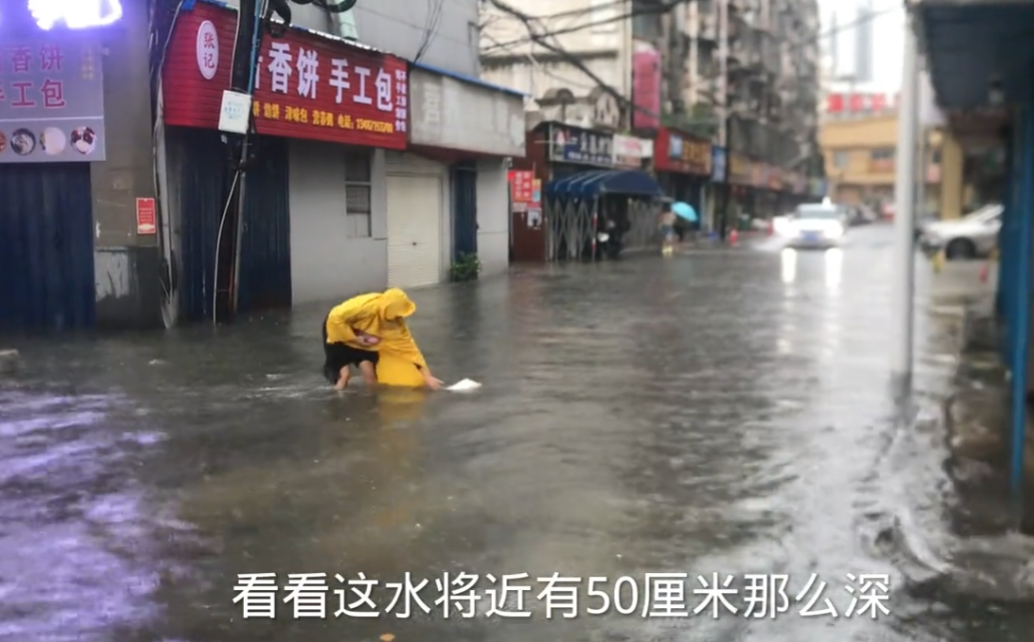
[820,113,971,218]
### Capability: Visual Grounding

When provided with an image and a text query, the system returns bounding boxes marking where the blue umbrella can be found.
[672,201,697,222]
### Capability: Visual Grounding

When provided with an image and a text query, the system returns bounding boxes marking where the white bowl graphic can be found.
[41,127,67,155]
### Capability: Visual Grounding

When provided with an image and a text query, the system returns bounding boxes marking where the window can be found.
[833,150,849,168]
[870,148,894,161]
[931,149,942,165]
[344,149,372,238]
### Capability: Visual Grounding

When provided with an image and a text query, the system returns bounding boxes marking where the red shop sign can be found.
[509,170,535,204]
[162,2,407,150]
[136,198,157,235]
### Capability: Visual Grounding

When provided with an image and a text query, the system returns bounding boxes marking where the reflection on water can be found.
[781,248,797,283]
[0,226,1029,642]
[825,248,843,289]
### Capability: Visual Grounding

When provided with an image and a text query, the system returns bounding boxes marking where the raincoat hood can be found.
[380,288,416,321]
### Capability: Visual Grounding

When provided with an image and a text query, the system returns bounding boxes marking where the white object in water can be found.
[446,378,482,392]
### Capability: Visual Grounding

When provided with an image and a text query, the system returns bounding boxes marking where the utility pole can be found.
[890,9,919,385]
[717,0,730,238]
[214,0,258,324]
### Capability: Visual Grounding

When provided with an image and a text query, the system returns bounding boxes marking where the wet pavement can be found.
[1,223,1030,642]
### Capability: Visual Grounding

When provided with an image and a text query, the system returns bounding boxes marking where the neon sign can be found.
[28,0,123,30]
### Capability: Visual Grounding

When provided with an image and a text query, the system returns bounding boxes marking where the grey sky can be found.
[820,0,903,93]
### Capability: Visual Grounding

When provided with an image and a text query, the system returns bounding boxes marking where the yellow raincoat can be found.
[325,288,428,387]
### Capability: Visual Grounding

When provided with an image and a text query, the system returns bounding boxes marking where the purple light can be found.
[29,0,123,30]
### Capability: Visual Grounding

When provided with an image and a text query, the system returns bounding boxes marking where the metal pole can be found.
[890,10,919,384]
[915,127,926,222]
[717,0,730,239]
[1009,107,1033,514]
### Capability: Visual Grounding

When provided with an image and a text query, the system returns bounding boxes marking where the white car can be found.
[783,203,847,248]
[919,204,1002,259]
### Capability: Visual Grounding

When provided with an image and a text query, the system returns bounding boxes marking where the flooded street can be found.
[1,223,1030,641]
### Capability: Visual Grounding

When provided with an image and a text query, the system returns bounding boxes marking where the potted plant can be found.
[449,252,482,282]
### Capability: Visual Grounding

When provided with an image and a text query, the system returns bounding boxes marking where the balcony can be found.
[698,13,718,41]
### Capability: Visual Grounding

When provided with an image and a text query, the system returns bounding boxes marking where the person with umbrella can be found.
[670,202,698,248]
[658,204,678,256]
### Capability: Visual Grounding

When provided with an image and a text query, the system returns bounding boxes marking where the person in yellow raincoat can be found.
[322,288,444,391]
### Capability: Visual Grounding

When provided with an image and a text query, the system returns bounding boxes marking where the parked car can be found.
[918,203,1002,259]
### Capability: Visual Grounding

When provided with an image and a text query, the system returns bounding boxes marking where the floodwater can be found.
[1,224,1030,642]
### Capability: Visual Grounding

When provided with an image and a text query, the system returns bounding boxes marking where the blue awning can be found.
[918,2,1034,109]
[545,170,664,199]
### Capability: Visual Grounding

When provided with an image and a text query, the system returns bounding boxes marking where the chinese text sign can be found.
[163,3,407,150]
[0,39,106,164]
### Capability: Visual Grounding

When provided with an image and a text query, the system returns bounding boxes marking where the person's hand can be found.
[424,376,444,390]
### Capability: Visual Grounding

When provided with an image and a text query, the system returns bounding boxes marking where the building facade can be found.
[479,0,824,243]
[0,1,160,333]
[0,0,524,334]
[820,113,970,219]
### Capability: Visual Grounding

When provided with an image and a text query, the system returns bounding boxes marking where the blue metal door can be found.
[172,127,228,323]
[238,136,292,313]
[172,128,292,323]
[0,163,96,333]
[451,161,478,260]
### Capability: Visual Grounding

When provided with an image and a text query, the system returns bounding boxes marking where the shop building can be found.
[513,122,663,262]
[652,128,712,227]
[159,1,409,323]
[0,2,161,333]
[394,65,525,282]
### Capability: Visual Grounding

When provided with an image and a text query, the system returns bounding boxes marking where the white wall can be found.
[288,141,388,304]
[475,159,510,276]
[224,0,480,77]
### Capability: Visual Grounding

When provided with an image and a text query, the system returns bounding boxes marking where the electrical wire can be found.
[484,0,894,123]
[415,0,446,63]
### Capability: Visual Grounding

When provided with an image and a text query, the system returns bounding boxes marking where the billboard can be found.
[632,45,661,130]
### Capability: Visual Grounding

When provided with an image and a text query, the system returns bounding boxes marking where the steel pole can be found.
[890,11,919,384]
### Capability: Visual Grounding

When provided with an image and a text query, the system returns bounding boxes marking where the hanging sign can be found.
[547,123,614,166]
[654,128,711,176]
[509,170,535,204]
[162,2,408,150]
[0,40,106,164]
[135,198,156,235]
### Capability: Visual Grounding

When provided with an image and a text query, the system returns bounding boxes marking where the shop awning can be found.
[545,170,664,199]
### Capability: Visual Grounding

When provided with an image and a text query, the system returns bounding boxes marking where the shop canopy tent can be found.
[543,170,664,260]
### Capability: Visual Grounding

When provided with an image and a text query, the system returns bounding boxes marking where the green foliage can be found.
[449,252,482,282]
[661,102,718,140]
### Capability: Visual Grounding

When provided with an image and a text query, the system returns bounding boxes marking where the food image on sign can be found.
[0,131,6,154]
[40,127,67,156]
[71,127,97,155]
[11,129,36,156]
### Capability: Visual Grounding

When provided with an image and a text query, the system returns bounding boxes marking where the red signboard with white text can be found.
[826,92,894,115]
[162,2,407,149]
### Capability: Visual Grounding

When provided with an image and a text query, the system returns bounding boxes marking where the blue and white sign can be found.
[710,146,727,183]
[548,123,614,166]
[668,134,683,159]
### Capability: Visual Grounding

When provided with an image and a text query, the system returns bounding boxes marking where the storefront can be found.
[160,1,408,320]
[403,65,525,282]
[653,128,712,227]
[0,4,156,332]
[522,122,663,261]
[726,153,754,228]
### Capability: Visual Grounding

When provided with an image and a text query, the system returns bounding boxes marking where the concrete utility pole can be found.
[890,10,919,384]
[717,0,730,237]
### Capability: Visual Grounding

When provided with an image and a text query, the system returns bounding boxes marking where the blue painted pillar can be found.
[997,130,1015,324]
[1009,105,1034,503]
[1004,125,1024,363]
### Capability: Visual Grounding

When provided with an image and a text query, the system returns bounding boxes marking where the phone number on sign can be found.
[233,572,891,620]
